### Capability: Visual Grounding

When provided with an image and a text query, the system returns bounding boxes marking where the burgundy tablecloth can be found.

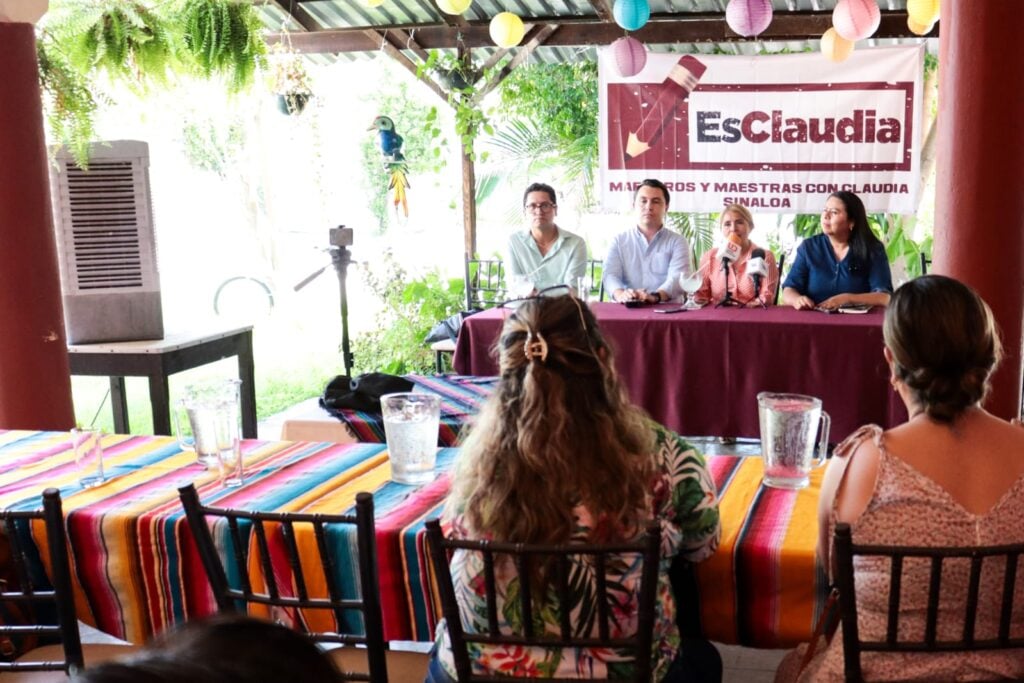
[453,303,907,439]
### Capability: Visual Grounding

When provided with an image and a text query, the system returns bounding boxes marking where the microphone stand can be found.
[716,258,739,308]
[294,227,355,377]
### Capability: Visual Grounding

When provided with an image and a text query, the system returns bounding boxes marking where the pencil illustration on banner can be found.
[625,55,707,159]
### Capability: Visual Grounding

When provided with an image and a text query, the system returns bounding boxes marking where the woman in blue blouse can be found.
[781,191,893,310]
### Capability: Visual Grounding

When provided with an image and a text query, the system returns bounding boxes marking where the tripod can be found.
[293,227,355,376]
[715,258,741,308]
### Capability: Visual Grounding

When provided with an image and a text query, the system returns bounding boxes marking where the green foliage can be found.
[66,1,177,87]
[417,51,492,164]
[352,251,466,374]
[36,40,104,168]
[360,79,439,232]
[180,116,246,178]
[499,62,598,146]
[489,63,599,208]
[179,0,266,92]
[666,213,718,263]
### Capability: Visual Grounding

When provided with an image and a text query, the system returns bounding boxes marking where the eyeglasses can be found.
[525,202,556,213]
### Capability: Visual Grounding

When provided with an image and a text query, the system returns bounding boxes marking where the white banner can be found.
[599,45,925,213]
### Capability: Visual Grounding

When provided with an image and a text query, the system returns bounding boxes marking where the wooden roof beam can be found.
[268,10,936,53]
[586,0,614,23]
[264,1,321,33]
[472,24,559,105]
[362,29,451,104]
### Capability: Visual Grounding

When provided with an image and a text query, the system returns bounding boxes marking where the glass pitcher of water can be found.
[175,379,242,470]
[757,392,831,489]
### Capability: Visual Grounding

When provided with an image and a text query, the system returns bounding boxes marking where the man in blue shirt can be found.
[505,182,587,295]
[603,179,691,304]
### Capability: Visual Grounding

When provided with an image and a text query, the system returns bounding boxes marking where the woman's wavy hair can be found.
[884,275,1002,423]
[829,190,883,267]
[448,294,656,548]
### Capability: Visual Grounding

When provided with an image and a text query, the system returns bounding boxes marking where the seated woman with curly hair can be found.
[426,293,722,682]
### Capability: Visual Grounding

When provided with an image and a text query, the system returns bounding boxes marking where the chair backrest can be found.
[177,484,387,682]
[0,488,84,675]
[585,258,605,301]
[774,251,786,304]
[425,520,661,683]
[919,252,931,275]
[464,255,505,310]
[833,522,1024,682]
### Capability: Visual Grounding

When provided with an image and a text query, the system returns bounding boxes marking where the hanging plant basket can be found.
[276,92,311,115]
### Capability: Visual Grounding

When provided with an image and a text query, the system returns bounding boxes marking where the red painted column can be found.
[934,1,1024,420]
[0,22,75,430]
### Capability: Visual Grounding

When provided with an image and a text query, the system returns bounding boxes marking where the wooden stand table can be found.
[67,325,256,437]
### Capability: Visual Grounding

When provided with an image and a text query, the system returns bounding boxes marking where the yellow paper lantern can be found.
[906,0,939,26]
[364,0,385,6]
[489,12,525,48]
[821,27,855,63]
[436,0,472,16]
[907,16,934,35]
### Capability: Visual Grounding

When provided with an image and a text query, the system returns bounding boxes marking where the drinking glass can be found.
[71,427,106,488]
[680,271,704,309]
[574,275,590,301]
[380,393,441,485]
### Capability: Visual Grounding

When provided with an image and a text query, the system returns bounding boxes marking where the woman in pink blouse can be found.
[693,204,779,307]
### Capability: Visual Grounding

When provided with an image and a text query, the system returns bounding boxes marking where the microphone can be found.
[720,234,743,271]
[748,248,768,298]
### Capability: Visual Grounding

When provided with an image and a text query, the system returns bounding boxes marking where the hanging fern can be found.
[179,0,266,92]
[37,39,104,169]
[66,1,177,87]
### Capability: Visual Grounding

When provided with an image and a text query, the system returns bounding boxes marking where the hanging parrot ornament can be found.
[367,115,410,217]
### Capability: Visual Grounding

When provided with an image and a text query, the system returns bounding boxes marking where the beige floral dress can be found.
[783,425,1024,682]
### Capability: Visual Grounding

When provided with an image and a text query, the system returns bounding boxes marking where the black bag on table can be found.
[320,373,415,414]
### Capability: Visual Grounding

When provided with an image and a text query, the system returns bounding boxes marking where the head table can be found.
[453,303,908,440]
[0,429,825,649]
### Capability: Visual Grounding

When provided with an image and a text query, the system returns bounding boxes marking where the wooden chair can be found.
[1,488,135,681]
[833,522,1024,682]
[177,484,427,683]
[425,519,661,682]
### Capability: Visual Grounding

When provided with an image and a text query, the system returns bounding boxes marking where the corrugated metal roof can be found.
[258,0,934,63]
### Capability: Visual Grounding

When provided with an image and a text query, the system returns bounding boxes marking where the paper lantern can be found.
[436,0,471,16]
[489,12,525,48]
[725,0,774,38]
[832,0,881,42]
[613,0,650,32]
[907,0,940,26]
[907,17,935,35]
[821,27,855,63]
[364,0,385,6]
[611,36,648,77]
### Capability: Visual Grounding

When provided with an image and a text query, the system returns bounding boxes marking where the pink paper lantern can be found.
[725,0,773,38]
[611,36,648,77]
[832,0,881,42]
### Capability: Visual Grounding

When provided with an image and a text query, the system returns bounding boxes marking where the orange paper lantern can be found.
[821,27,855,62]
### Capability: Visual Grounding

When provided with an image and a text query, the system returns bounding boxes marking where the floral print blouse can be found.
[433,424,721,680]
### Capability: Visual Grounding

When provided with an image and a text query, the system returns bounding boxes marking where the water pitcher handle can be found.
[813,410,831,467]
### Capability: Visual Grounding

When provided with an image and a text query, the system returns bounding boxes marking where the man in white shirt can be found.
[505,182,587,294]
[603,179,691,304]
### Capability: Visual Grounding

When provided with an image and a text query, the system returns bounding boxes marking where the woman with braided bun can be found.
[776,275,1024,681]
[426,293,722,682]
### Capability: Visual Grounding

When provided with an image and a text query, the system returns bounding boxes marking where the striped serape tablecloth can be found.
[0,430,824,648]
[324,374,497,445]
